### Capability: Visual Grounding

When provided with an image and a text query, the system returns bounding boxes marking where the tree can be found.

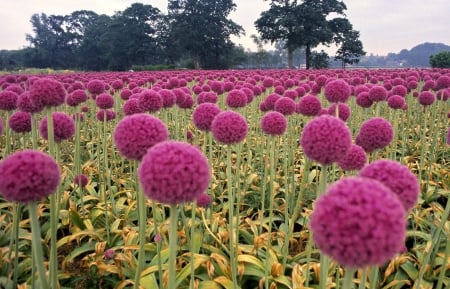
[250,34,269,69]
[334,30,365,68]
[167,0,243,69]
[430,51,450,68]
[310,50,329,69]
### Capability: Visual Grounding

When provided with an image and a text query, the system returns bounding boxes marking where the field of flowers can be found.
[0,68,449,289]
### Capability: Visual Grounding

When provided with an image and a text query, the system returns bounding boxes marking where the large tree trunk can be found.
[287,46,294,69]
[194,51,200,69]
[305,44,311,70]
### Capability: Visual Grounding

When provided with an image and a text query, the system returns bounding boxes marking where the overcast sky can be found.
[1,0,449,56]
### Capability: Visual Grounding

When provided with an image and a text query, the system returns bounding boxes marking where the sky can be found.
[1,0,449,56]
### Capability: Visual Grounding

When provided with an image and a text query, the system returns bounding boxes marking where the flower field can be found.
[0,68,449,289]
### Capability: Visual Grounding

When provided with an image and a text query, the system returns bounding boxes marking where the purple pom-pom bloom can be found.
[274,97,296,115]
[196,193,212,208]
[18,92,43,113]
[296,94,322,116]
[0,150,60,203]
[260,111,287,136]
[114,113,168,161]
[29,78,66,107]
[447,127,450,145]
[359,159,419,211]
[8,111,32,133]
[96,109,116,122]
[138,89,163,113]
[356,92,373,108]
[87,79,106,96]
[226,89,247,108]
[0,90,18,110]
[355,117,393,153]
[324,79,351,103]
[95,93,115,109]
[387,95,406,110]
[337,144,367,171]
[327,102,351,122]
[368,85,387,102]
[192,103,221,131]
[66,89,88,107]
[311,177,406,268]
[138,141,210,204]
[418,91,435,106]
[39,112,75,142]
[211,111,248,144]
[300,115,352,165]
[123,98,144,115]
[74,174,89,187]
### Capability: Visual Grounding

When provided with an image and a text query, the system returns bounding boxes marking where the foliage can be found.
[430,51,450,68]
[334,30,366,68]
[310,50,330,68]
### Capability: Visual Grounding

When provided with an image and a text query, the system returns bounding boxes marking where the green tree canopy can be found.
[429,51,450,68]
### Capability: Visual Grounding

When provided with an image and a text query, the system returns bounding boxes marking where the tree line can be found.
[0,0,366,71]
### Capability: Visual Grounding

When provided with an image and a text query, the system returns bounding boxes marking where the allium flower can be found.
[211,111,248,144]
[40,112,75,142]
[264,93,281,110]
[327,102,351,122]
[241,87,254,103]
[337,144,367,171]
[197,92,218,104]
[356,117,394,153]
[66,89,88,107]
[310,177,406,268]
[87,79,106,96]
[274,85,285,95]
[159,89,176,108]
[283,89,298,100]
[196,193,212,208]
[262,77,274,88]
[436,75,450,89]
[296,94,322,116]
[226,89,247,108]
[192,103,221,131]
[387,95,406,110]
[29,78,66,108]
[359,159,419,211]
[0,150,60,203]
[0,90,18,110]
[356,92,373,108]
[95,93,115,109]
[17,92,42,113]
[8,111,32,133]
[418,91,435,106]
[123,98,144,115]
[114,113,168,161]
[274,97,296,115]
[186,130,194,142]
[104,248,115,260]
[74,174,89,187]
[178,94,194,109]
[300,115,352,165]
[324,79,351,103]
[391,85,407,97]
[368,85,387,102]
[447,127,450,145]
[96,109,116,121]
[138,89,162,113]
[120,89,133,100]
[260,111,287,136]
[138,141,210,204]
[4,84,24,95]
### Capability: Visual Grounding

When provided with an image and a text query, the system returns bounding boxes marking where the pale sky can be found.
[1,0,449,56]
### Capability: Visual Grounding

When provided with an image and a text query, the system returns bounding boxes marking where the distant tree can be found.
[310,50,329,69]
[430,51,450,68]
[167,0,243,69]
[334,30,365,68]
[250,34,269,69]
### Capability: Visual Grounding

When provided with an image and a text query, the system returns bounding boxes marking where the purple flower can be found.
[226,89,247,108]
[29,78,66,108]
[95,93,115,109]
[192,103,221,132]
[356,92,373,108]
[159,89,176,108]
[387,95,406,110]
[87,79,106,96]
[17,92,43,113]
[0,150,60,203]
[274,97,296,116]
[196,193,212,208]
[96,109,116,122]
[0,90,18,110]
[113,113,168,161]
[418,91,435,106]
[447,127,450,145]
[66,89,88,107]
[296,94,322,116]
[310,177,406,268]
[138,89,162,113]
[104,248,115,260]
[359,159,420,211]
[120,89,133,100]
[178,94,194,109]
[123,98,144,115]
[197,92,219,104]
[138,141,210,204]
[337,144,367,171]
[8,111,32,133]
[300,115,352,165]
[327,102,351,122]
[39,112,75,142]
[211,111,248,145]
[391,85,407,97]
[355,117,393,153]
[368,85,387,102]
[324,79,351,103]
[263,93,281,110]
[436,75,450,89]
[74,174,89,188]
[283,89,298,100]
[260,111,287,136]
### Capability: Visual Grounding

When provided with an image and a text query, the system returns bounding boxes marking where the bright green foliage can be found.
[430,51,450,68]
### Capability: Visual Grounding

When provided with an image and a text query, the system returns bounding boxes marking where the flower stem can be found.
[343,268,356,289]
[226,145,239,288]
[319,166,329,289]
[134,160,147,289]
[168,204,178,289]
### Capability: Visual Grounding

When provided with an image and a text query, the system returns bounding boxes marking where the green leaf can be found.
[70,208,86,230]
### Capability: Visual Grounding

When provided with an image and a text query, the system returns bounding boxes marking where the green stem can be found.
[102,116,111,244]
[134,161,147,289]
[435,235,450,289]
[359,268,367,289]
[265,136,277,289]
[418,107,428,189]
[226,145,239,288]
[343,268,356,289]
[368,266,379,289]
[319,166,329,289]
[168,204,178,289]
[28,202,50,289]
[190,202,197,289]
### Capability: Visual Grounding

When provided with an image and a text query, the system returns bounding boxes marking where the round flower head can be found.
[17,92,43,113]
[192,103,221,131]
[138,89,162,113]
[263,93,281,110]
[138,141,210,204]
[296,94,322,116]
[260,111,287,136]
[283,89,298,100]
[123,98,144,115]
[196,193,212,208]
[387,95,406,110]
[324,79,351,103]
[96,109,116,122]
[356,92,373,108]
[447,127,450,145]
[359,159,419,211]
[95,93,115,109]
[355,117,394,153]
[418,91,435,106]
[39,112,75,142]
[337,144,367,171]
[120,89,133,100]
[436,75,450,89]
[87,79,106,96]
[29,77,66,108]
[159,89,176,108]
[114,113,169,161]
[274,97,296,115]
[8,111,32,133]
[66,89,88,107]
[300,115,352,165]
[0,149,60,203]
[391,85,407,97]
[0,90,18,110]
[310,177,406,268]
[178,94,194,109]
[211,111,248,144]
[74,174,89,188]
[226,89,247,108]
[197,91,218,104]
[368,85,387,102]
[327,102,351,122]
